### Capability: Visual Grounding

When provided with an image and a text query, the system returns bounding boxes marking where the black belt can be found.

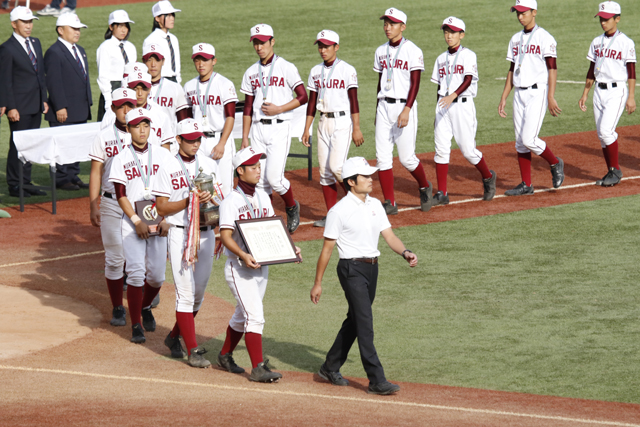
[384,97,407,104]
[175,225,212,232]
[259,119,285,125]
[320,111,346,118]
[102,191,116,199]
[348,257,378,264]
[598,82,618,90]
[203,131,216,138]
[452,97,468,103]
[519,83,538,90]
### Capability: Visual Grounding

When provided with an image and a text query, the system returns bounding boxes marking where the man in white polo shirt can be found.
[310,156,418,396]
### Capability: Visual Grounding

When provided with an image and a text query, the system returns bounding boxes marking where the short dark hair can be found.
[152,13,175,32]
[342,174,359,193]
[104,22,131,40]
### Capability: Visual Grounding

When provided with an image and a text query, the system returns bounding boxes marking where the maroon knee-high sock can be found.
[475,157,493,180]
[141,281,160,309]
[106,277,124,308]
[321,184,338,211]
[602,147,611,169]
[176,312,197,354]
[170,310,200,338]
[517,152,533,186]
[280,187,295,208]
[127,286,143,326]
[539,147,558,165]
[378,169,395,205]
[410,162,430,188]
[220,325,244,355]
[607,140,619,169]
[435,163,448,195]
[244,332,264,368]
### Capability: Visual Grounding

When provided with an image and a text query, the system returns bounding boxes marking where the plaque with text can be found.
[135,200,162,236]
[235,216,300,265]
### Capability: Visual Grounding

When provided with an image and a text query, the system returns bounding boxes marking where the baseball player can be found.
[121,61,148,87]
[144,0,181,83]
[142,40,190,133]
[578,1,636,187]
[431,17,496,205]
[302,30,364,227]
[241,23,308,234]
[109,108,172,343]
[89,88,137,327]
[374,8,432,215]
[184,42,238,196]
[498,0,565,196]
[154,118,224,368]
[217,146,302,382]
[310,156,417,395]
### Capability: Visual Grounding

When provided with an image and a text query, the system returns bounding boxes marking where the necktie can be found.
[25,39,37,72]
[119,42,129,64]
[166,35,176,72]
[72,45,87,80]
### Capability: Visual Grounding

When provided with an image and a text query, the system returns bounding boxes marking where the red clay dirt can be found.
[1,126,640,426]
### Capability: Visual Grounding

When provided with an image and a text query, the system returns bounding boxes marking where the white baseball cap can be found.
[192,43,215,59]
[127,71,152,89]
[380,8,407,24]
[108,10,134,25]
[341,157,378,178]
[250,23,274,42]
[177,119,205,140]
[233,147,267,169]
[511,0,537,12]
[441,17,465,32]
[315,30,339,46]
[56,12,87,28]
[123,62,148,78]
[126,108,153,126]
[111,88,137,107]
[142,41,165,61]
[10,6,39,22]
[595,1,621,18]
[152,0,181,17]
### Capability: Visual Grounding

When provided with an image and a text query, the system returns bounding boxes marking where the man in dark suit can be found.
[0,7,49,197]
[45,12,92,190]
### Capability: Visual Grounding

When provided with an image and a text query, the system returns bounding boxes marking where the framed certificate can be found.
[235,216,300,265]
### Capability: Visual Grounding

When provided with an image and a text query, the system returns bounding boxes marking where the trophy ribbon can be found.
[183,190,200,268]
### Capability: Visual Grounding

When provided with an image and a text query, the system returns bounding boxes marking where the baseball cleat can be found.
[504,182,534,196]
[483,170,497,201]
[595,167,622,187]
[188,347,212,368]
[130,323,146,344]
[432,190,449,206]
[110,305,127,327]
[164,332,186,359]
[313,216,327,228]
[37,5,60,16]
[141,307,156,332]
[419,181,433,212]
[550,157,565,188]
[218,352,245,374]
[367,381,400,395]
[382,200,398,215]
[318,364,349,386]
[151,293,160,308]
[286,200,300,234]
[249,360,282,383]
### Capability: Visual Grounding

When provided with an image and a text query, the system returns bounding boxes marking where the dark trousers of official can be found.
[324,259,386,384]
[49,120,86,186]
[97,81,123,121]
[6,113,42,188]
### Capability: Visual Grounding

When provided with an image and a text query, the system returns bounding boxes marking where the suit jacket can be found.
[0,35,47,115]
[44,39,92,124]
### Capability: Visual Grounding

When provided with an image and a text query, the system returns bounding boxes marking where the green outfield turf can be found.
[1,0,638,205]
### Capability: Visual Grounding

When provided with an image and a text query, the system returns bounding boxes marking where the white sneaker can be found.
[60,6,75,14]
[37,5,60,16]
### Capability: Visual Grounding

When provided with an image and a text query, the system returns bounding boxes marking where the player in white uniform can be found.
[184,43,238,196]
[121,61,147,87]
[498,0,565,196]
[144,0,181,84]
[241,23,308,234]
[302,30,364,228]
[154,119,223,368]
[431,17,496,205]
[109,108,172,343]
[374,8,432,215]
[89,88,136,327]
[579,1,636,187]
[217,146,302,382]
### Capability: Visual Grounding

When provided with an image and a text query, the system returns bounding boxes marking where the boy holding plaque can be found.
[110,108,172,344]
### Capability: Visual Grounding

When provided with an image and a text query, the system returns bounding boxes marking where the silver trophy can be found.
[193,167,220,227]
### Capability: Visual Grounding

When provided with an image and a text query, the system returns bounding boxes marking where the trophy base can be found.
[200,205,220,227]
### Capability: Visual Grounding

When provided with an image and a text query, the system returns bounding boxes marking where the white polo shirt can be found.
[324,191,391,259]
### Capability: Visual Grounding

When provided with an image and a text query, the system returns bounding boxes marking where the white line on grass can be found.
[495,77,640,86]
[0,365,637,426]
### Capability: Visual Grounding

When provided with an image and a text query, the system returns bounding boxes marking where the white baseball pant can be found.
[594,83,628,147]
[121,216,167,289]
[375,101,420,171]
[168,227,215,313]
[100,196,125,280]
[434,98,483,165]
[251,121,292,196]
[513,85,548,155]
[224,257,269,334]
[199,134,237,197]
[317,114,352,185]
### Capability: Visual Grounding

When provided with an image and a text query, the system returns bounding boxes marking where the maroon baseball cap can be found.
[250,23,274,42]
[177,119,205,140]
[380,8,407,24]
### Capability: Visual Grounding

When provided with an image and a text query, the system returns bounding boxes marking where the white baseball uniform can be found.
[587,30,636,147]
[149,77,189,134]
[153,152,221,313]
[307,59,358,184]
[219,187,274,334]
[101,101,177,150]
[506,25,557,155]
[109,143,171,289]
[431,47,483,165]
[184,73,239,196]
[144,29,181,84]
[374,38,424,171]
[241,56,303,195]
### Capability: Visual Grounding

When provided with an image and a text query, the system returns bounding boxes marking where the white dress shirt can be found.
[96,36,137,106]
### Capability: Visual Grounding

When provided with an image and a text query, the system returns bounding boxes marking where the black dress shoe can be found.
[24,183,47,196]
[8,186,30,198]
[58,182,80,191]
[72,179,90,189]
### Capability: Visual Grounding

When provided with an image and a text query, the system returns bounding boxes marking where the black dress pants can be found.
[49,120,87,186]
[6,113,42,187]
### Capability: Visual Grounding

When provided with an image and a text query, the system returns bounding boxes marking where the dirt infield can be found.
[1,126,640,426]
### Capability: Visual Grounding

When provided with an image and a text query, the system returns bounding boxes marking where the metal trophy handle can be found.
[193,167,220,227]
